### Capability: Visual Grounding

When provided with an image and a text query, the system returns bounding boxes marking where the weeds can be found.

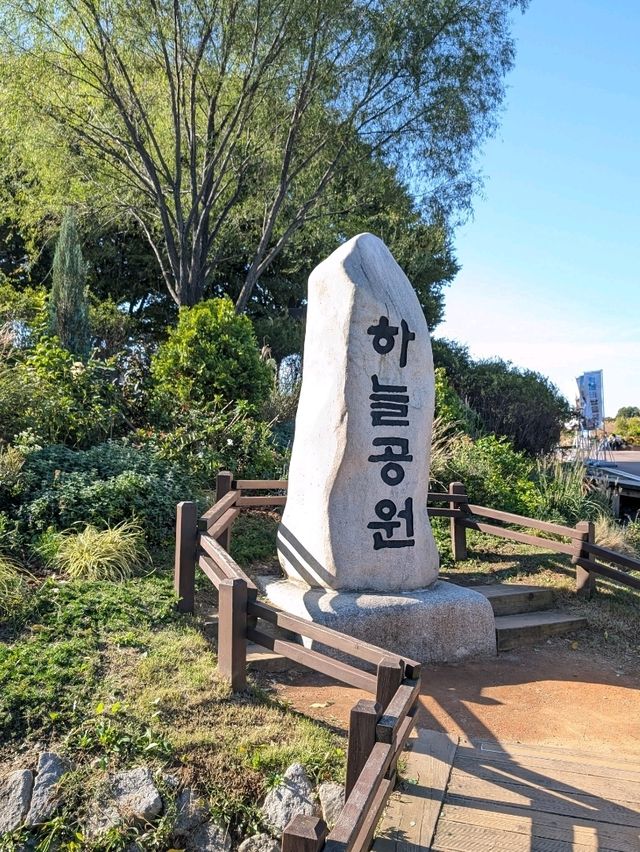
[0,555,30,622]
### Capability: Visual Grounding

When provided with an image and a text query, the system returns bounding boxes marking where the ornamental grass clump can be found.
[47,521,150,581]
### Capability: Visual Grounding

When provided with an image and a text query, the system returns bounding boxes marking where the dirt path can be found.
[262,639,640,756]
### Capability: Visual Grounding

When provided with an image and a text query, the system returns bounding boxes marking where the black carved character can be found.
[368,437,413,485]
[367,497,415,549]
[367,316,415,367]
[369,375,409,427]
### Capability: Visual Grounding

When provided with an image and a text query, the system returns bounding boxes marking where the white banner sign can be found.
[576,370,604,430]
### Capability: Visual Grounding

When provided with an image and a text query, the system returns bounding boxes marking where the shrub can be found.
[151,297,272,412]
[11,442,196,548]
[614,416,640,445]
[0,445,25,504]
[136,403,288,486]
[447,434,538,515]
[595,514,639,557]
[48,207,90,358]
[0,338,124,446]
[40,521,150,581]
[531,458,609,525]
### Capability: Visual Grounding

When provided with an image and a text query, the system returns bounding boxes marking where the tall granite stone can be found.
[278,233,439,592]
[265,233,496,663]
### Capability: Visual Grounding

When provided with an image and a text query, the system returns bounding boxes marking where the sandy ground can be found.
[261,639,640,757]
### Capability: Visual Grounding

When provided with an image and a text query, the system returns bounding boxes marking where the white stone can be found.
[261,763,316,832]
[261,578,497,663]
[279,233,439,592]
[185,821,231,851]
[174,788,208,836]
[26,752,68,826]
[317,782,344,828]
[238,833,279,852]
[0,769,33,834]
[112,767,162,822]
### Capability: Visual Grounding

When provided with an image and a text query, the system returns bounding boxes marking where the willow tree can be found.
[1,0,527,310]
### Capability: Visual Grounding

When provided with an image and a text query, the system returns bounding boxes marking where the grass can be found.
[39,521,151,581]
[0,567,345,849]
[0,555,30,622]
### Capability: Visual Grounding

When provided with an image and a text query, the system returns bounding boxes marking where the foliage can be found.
[136,403,286,487]
[0,554,29,622]
[1,0,526,309]
[0,279,46,346]
[231,512,281,569]
[531,459,610,526]
[613,415,640,445]
[434,367,480,435]
[151,298,272,411]
[595,514,639,557]
[39,521,151,581]
[447,434,538,515]
[0,337,124,446]
[0,444,24,501]
[616,406,640,419]
[90,297,137,358]
[7,442,195,548]
[48,208,90,358]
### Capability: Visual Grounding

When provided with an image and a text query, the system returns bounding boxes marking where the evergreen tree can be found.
[48,208,90,358]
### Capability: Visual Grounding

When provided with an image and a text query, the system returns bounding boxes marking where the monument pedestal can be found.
[261,578,496,664]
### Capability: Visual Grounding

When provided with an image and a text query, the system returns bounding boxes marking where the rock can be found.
[184,821,231,851]
[84,799,121,839]
[173,788,208,836]
[261,763,315,832]
[238,834,279,852]
[262,578,497,663]
[318,782,344,828]
[112,767,162,822]
[278,233,439,593]
[0,770,33,834]
[25,752,68,826]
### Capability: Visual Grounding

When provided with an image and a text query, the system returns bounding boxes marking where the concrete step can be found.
[472,583,555,616]
[495,611,588,651]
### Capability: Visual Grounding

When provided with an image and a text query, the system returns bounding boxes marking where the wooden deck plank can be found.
[456,744,640,784]
[469,739,640,770]
[439,803,640,851]
[372,730,458,851]
[445,769,640,828]
[453,755,640,804]
[432,819,621,852]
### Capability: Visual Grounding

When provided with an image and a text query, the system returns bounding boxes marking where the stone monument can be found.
[263,234,495,662]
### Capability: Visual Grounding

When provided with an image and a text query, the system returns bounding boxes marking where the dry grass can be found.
[0,555,29,620]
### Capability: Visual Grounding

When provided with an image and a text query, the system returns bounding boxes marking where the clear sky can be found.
[437,0,640,418]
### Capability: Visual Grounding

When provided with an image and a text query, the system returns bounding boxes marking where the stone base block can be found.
[260,578,497,664]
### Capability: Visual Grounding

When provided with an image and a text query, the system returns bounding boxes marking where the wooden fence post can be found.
[215,470,234,551]
[376,656,404,712]
[218,578,248,691]
[573,520,596,598]
[449,481,468,561]
[281,815,328,851]
[174,501,198,613]
[345,699,381,798]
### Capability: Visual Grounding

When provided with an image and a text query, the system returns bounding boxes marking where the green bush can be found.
[531,458,609,525]
[151,297,272,412]
[9,442,196,548]
[447,434,538,515]
[40,521,151,581]
[135,403,288,486]
[0,337,124,446]
[614,415,640,445]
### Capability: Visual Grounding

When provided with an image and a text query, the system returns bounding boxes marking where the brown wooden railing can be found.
[174,470,640,851]
[175,472,421,851]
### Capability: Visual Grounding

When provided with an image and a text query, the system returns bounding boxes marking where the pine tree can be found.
[48,208,90,358]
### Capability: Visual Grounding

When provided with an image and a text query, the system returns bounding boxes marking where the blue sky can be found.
[437,0,640,417]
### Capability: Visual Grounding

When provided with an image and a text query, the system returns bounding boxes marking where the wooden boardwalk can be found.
[373,729,640,851]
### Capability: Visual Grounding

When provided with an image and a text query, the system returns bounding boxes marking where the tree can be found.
[1,0,527,311]
[48,208,90,357]
[616,406,640,419]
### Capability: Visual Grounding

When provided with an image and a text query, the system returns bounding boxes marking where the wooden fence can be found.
[175,473,421,851]
[174,471,640,850]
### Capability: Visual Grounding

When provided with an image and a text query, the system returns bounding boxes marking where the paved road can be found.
[608,450,640,478]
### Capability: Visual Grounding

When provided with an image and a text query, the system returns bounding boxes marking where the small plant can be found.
[532,458,609,525]
[595,514,640,557]
[44,521,150,581]
[0,555,29,621]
